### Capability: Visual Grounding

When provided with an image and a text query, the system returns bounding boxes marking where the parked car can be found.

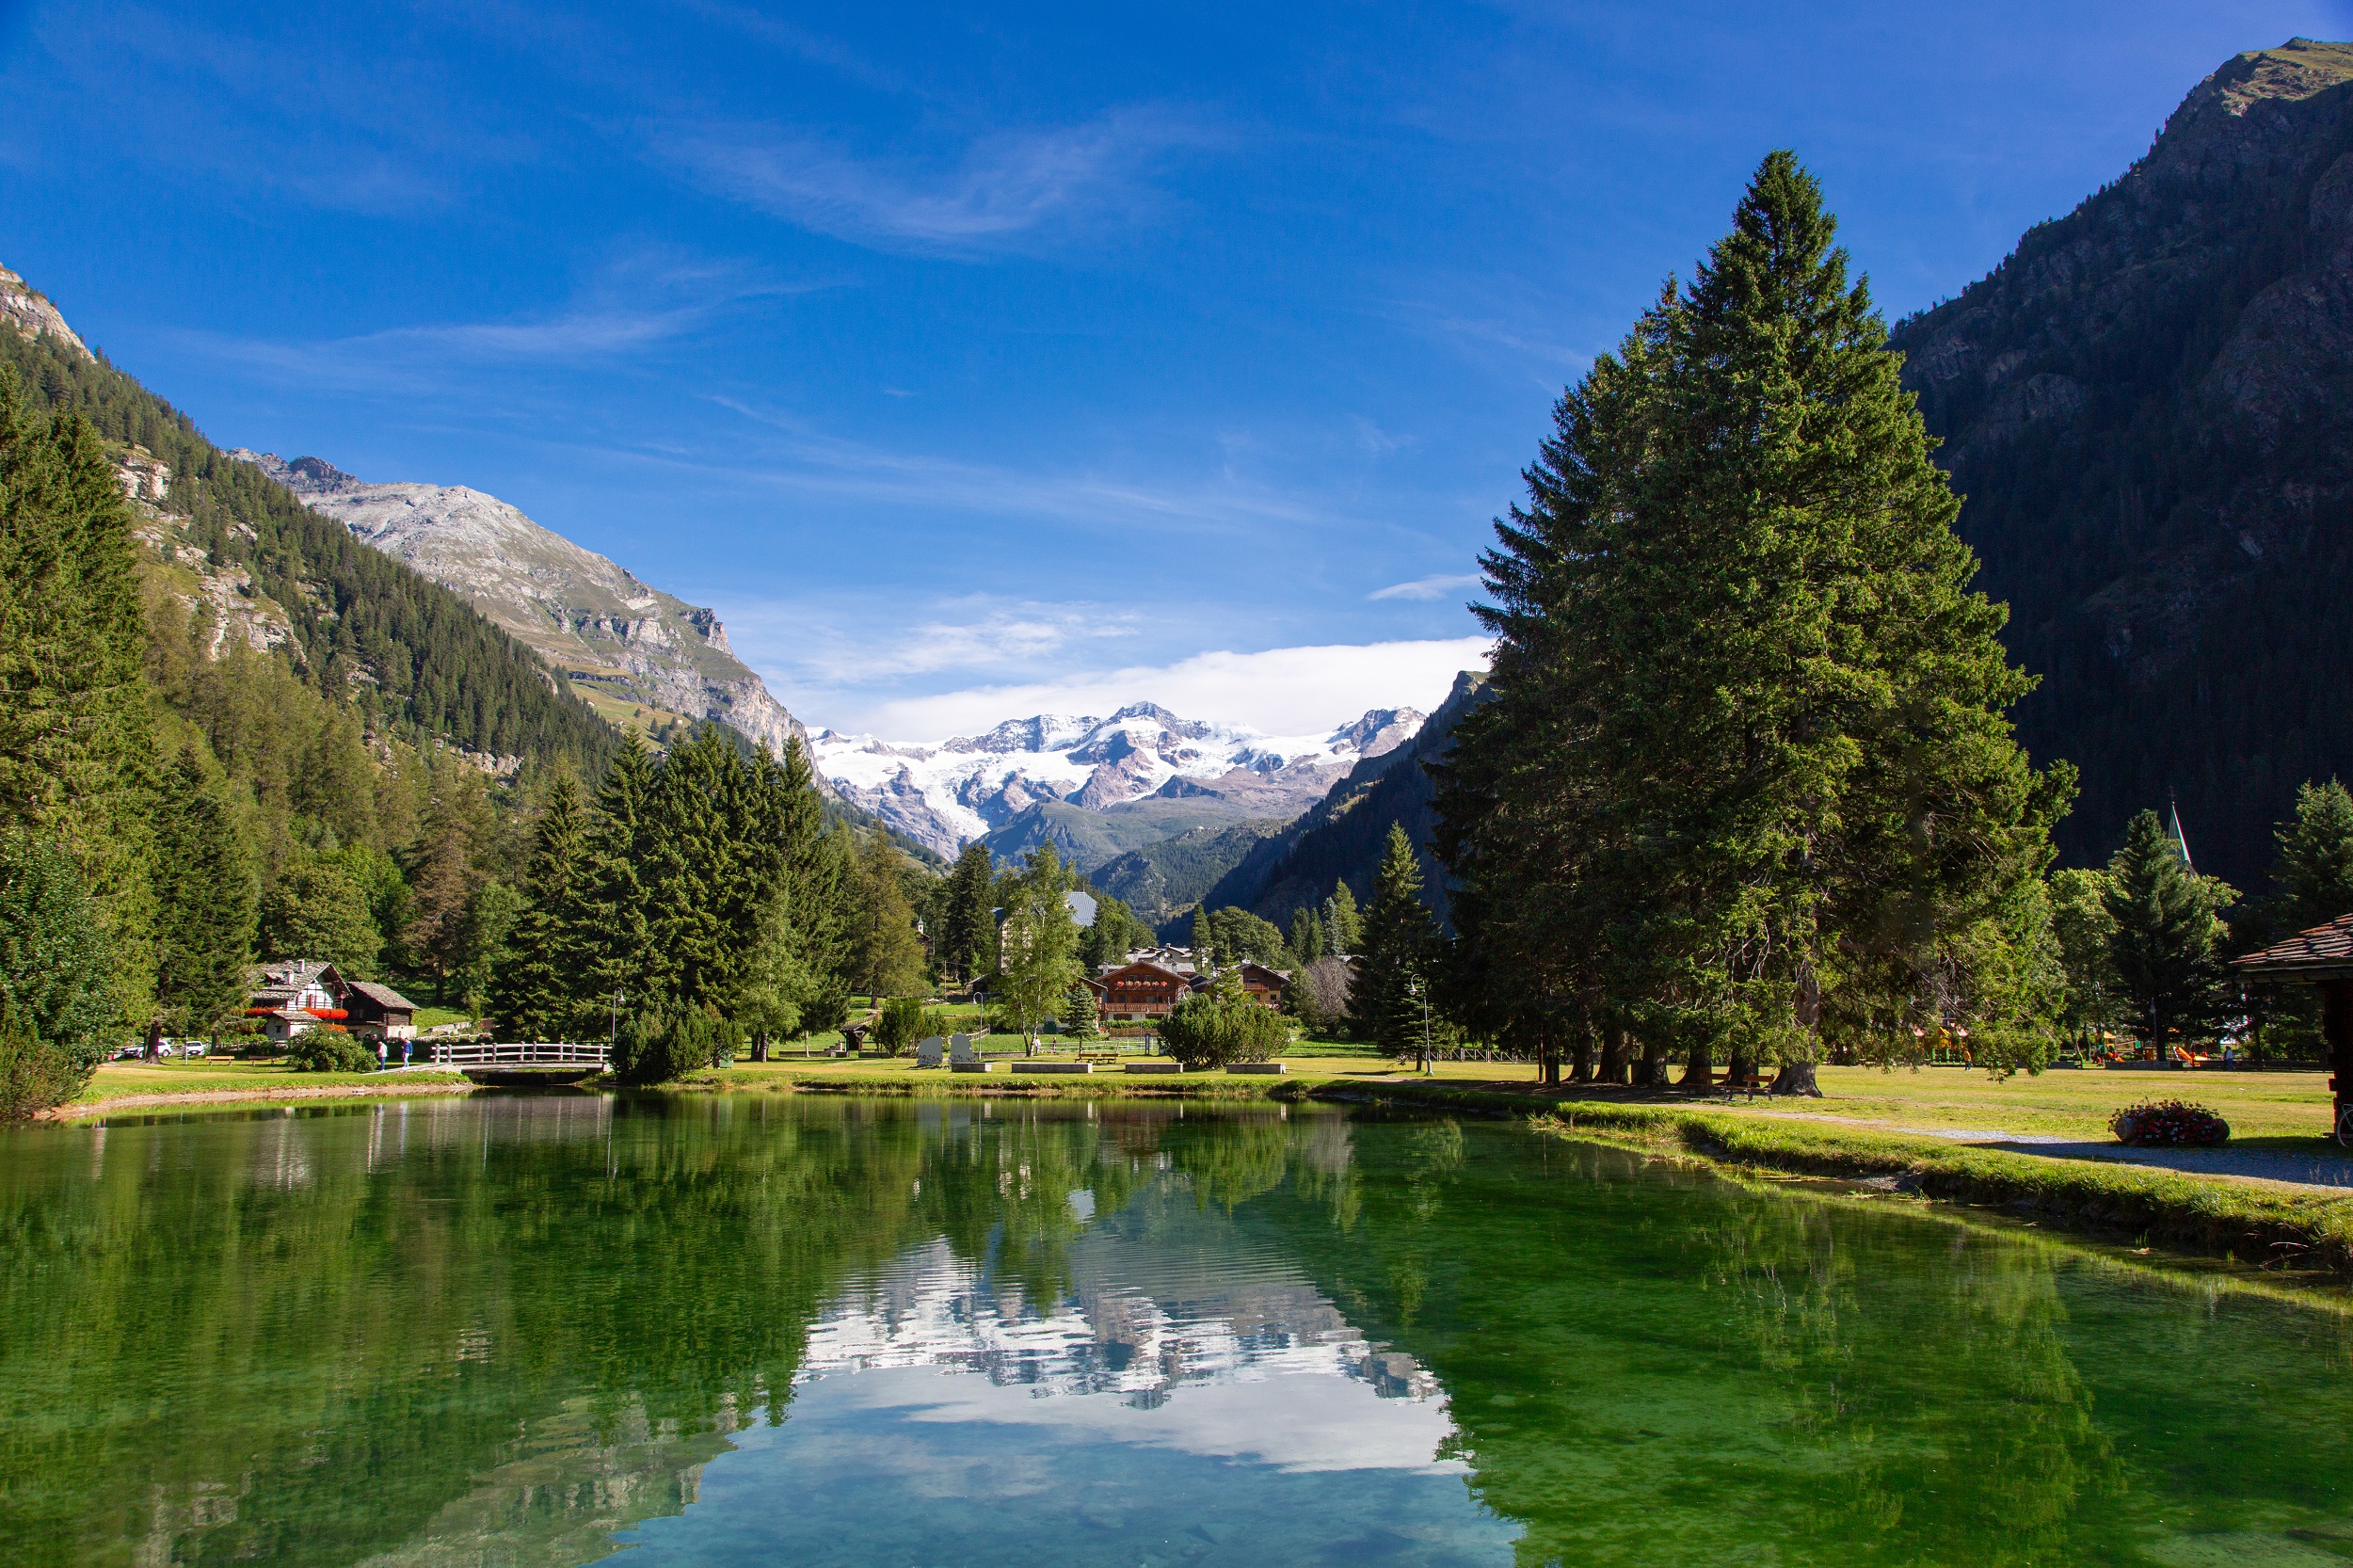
[180,1042,208,1058]
[113,1045,142,1060]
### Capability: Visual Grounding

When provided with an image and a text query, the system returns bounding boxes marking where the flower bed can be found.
[2110,1100,2231,1147]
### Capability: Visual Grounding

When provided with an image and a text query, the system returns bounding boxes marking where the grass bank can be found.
[54,1060,471,1118]
[1319,1077,2353,1275]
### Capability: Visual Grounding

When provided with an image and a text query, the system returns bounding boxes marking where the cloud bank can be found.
[799,637,1491,743]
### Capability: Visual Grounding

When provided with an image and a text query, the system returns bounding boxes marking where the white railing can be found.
[427,1041,612,1067]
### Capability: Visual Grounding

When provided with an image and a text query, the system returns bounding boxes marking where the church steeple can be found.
[2169,791,2193,872]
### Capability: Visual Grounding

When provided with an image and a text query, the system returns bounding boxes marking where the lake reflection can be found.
[2,1094,2349,1567]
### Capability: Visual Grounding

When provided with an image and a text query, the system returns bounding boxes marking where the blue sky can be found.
[3,0,2345,738]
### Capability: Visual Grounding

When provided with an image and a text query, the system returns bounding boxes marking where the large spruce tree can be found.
[848,830,928,1000]
[938,843,994,983]
[2104,809,2234,1049]
[1352,824,1437,1062]
[151,744,257,1038]
[1435,152,2070,1094]
[2272,779,2353,933]
[492,772,593,1040]
[582,733,656,1016]
[0,372,157,1030]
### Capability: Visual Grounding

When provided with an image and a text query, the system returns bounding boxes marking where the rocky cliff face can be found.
[1891,38,2353,886]
[0,264,89,360]
[231,451,806,756]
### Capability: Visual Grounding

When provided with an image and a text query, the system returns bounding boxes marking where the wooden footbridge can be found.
[425,1041,610,1085]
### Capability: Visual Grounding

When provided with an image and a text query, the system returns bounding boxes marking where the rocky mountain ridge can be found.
[814,703,1425,857]
[230,451,804,755]
[0,264,88,360]
[1890,35,2353,885]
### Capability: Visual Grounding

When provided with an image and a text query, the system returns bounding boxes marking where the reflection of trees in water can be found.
[0,1097,1167,1567]
[1236,1128,2353,1568]
[1689,1199,2120,1566]
[12,1101,2347,1568]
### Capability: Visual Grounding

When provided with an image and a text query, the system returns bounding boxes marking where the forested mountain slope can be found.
[1890,37,2353,888]
[1184,671,1488,934]
[0,269,616,777]
[232,450,804,754]
[1084,817,1290,922]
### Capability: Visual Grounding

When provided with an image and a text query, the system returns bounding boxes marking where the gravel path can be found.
[1739,1108,2353,1192]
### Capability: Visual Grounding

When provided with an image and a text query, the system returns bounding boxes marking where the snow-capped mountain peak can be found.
[811,704,1425,856]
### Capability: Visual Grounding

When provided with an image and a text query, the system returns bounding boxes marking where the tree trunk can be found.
[1597,1019,1629,1084]
[1570,1031,1595,1082]
[1725,1048,1755,1087]
[1633,1039,1668,1087]
[1679,1037,1712,1090]
[1769,1060,1823,1096]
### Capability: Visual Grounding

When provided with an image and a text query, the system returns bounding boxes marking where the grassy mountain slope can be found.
[1889,37,2353,887]
[0,317,616,776]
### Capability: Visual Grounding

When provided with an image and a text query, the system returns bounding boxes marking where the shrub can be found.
[289,1029,377,1074]
[0,1010,91,1119]
[1160,978,1294,1069]
[872,997,939,1056]
[2110,1100,2230,1147]
[611,1007,734,1084]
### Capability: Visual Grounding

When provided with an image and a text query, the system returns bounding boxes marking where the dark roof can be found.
[344,981,419,1012]
[2233,914,2353,980]
[1101,962,1189,984]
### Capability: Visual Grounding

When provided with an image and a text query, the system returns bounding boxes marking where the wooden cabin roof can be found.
[2233,914,2353,981]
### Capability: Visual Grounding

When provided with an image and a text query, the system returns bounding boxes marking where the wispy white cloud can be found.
[651,107,1215,252]
[698,395,1359,539]
[722,597,1143,688]
[177,254,830,392]
[792,637,1491,742]
[1369,572,1482,602]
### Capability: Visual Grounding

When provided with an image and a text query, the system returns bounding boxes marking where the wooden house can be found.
[246,960,348,1046]
[1097,961,1195,1021]
[343,981,421,1041]
[1228,962,1290,1009]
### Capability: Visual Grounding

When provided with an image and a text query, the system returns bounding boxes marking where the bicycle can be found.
[2337,1101,2353,1149]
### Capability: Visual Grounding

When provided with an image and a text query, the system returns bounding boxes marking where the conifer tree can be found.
[2105,809,2235,1049]
[1064,984,1100,1041]
[583,733,656,1016]
[638,726,741,1011]
[1289,906,1325,965]
[2273,779,2353,932]
[260,856,382,977]
[492,772,592,1040]
[1434,151,2068,1094]
[1352,825,1437,1060]
[849,830,928,1000]
[1190,905,1217,973]
[939,842,994,983]
[401,795,477,1003]
[0,828,115,1089]
[0,374,157,1029]
[151,744,257,1038]
[1322,882,1362,954]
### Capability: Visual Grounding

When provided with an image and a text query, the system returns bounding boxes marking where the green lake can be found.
[3,1094,2349,1567]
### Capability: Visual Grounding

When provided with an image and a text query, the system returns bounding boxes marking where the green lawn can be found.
[72,1059,470,1106]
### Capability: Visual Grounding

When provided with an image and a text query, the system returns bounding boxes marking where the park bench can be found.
[1718,1074,1771,1102]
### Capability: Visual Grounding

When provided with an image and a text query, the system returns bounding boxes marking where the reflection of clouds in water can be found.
[795,1236,1459,1475]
